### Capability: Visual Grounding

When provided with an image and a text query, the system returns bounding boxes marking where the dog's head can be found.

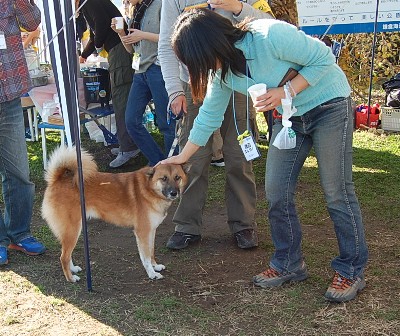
[145,163,190,201]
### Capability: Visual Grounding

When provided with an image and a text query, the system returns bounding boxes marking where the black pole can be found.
[366,0,380,125]
[43,0,93,291]
[63,0,93,292]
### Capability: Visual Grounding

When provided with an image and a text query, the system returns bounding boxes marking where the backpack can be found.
[382,73,400,107]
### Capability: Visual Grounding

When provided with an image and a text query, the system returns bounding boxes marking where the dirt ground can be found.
[2,135,400,336]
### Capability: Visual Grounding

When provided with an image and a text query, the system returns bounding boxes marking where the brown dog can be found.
[42,146,189,282]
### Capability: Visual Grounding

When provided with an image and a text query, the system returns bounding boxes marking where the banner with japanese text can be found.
[297,0,400,34]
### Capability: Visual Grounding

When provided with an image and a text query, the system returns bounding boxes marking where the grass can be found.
[1,121,400,335]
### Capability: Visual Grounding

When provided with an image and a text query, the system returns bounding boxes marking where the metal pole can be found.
[366,0,380,125]
[63,0,93,292]
[43,0,93,291]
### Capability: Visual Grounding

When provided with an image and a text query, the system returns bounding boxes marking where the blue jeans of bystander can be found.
[0,98,35,247]
[266,96,368,279]
[125,64,176,166]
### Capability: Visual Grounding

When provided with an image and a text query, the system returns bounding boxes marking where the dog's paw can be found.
[149,272,164,280]
[152,264,165,272]
[69,274,81,283]
[70,265,82,273]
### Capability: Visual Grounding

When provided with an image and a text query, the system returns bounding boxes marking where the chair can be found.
[39,104,115,169]
[38,122,66,169]
[21,96,39,142]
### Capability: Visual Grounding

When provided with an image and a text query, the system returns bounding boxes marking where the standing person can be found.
[158,0,274,250]
[77,0,140,168]
[210,130,225,167]
[111,0,176,166]
[0,0,46,266]
[161,9,368,303]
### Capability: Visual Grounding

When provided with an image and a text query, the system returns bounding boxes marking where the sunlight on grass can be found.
[353,167,388,173]
[0,271,123,336]
[303,156,317,167]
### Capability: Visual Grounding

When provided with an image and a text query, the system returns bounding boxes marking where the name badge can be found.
[0,32,7,49]
[132,52,140,71]
[239,134,260,161]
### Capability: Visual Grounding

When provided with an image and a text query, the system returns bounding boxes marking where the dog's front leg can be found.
[150,227,165,272]
[134,228,164,280]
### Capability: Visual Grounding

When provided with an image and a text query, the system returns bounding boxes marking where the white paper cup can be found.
[114,17,124,30]
[247,83,267,103]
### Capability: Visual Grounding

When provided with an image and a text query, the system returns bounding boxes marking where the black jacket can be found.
[79,0,127,59]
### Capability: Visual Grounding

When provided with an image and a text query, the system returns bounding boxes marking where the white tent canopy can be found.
[42,0,93,290]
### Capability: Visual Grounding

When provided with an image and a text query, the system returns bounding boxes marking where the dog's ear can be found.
[182,163,191,174]
[143,166,155,178]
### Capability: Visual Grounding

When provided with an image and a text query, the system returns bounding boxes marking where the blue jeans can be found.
[0,98,35,247]
[266,96,368,279]
[125,64,176,166]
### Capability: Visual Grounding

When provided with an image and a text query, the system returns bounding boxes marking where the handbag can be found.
[382,73,400,107]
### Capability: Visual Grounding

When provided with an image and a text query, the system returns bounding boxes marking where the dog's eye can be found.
[161,176,168,182]
[174,175,181,181]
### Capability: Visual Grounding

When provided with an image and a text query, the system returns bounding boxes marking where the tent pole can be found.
[43,0,93,291]
[63,0,93,291]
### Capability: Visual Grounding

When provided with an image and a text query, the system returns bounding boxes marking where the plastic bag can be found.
[272,91,297,149]
[41,100,58,122]
[273,118,296,149]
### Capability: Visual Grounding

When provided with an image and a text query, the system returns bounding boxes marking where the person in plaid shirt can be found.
[0,0,46,266]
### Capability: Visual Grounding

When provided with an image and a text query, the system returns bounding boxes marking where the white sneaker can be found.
[109,149,140,168]
[110,147,120,156]
[210,158,225,167]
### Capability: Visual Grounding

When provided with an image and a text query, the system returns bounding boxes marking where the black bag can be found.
[382,73,400,107]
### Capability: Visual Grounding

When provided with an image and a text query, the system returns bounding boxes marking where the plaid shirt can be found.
[0,0,41,103]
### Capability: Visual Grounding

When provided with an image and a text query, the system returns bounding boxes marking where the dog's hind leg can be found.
[69,260,82,273]
[134,227,163,280]
[60,222,82,283]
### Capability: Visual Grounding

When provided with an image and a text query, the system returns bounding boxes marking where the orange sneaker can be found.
[325,272,366,302]
[253,263,308,288]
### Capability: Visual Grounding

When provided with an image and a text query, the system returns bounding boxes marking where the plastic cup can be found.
[114,17,124,30]
[247,83,267,104]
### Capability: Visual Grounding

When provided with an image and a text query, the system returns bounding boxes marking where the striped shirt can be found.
[0,0,41,103]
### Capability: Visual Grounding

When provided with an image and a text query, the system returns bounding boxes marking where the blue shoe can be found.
[8,237,46,256]
[0,246,8,265]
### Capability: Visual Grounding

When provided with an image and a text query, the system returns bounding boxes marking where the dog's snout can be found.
[163,187,179,200]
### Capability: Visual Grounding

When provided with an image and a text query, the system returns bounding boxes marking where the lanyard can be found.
[231,61,251,137]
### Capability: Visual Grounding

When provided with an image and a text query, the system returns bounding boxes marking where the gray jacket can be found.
[131,0,161,73]
[158,0,274,97]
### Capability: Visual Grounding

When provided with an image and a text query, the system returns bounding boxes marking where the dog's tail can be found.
[45,146,98,186]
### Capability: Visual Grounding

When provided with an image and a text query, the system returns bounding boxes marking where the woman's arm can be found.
[158,0,185,98]
[111,18,133,53]
[23,28,40,49]
[160,141,200,165]
[120,29,159,44]
[254,73,310,111]
[254,21,336,111]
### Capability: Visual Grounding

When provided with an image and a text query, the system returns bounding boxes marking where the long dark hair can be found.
[171,8,250,102]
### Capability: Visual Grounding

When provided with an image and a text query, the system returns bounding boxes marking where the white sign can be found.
[297,0,400,34]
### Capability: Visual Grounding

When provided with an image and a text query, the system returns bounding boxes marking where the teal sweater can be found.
[189,19,351,147]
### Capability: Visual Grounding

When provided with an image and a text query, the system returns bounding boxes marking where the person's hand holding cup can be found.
[248,83,267,112]
[112,17,125,35]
